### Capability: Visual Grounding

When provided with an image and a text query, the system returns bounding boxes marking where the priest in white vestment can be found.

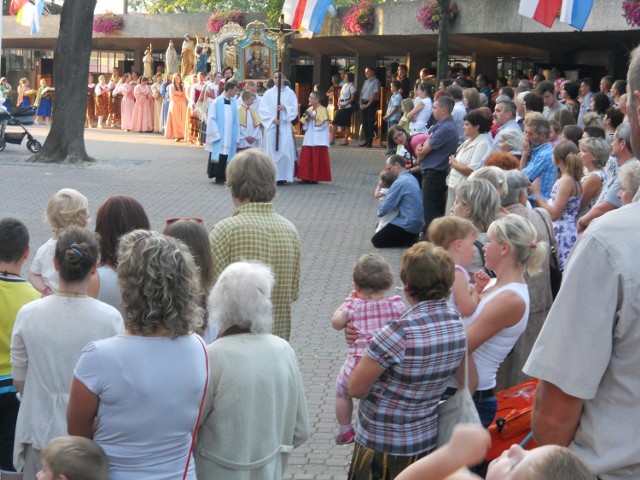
[259,73,298,184]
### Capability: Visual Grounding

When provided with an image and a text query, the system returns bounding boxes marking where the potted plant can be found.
[622,0,640,27]
[207,9,245,34]
[417,0,459,31]
[93,11,124,34]
[343,0,375,35]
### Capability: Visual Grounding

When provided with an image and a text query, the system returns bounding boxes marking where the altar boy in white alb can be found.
[259,72,298,184]
[237,90,262,151]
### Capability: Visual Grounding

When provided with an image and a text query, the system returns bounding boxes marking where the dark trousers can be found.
[361,101,379,145]
[422,169,449,232]
[207,153,229,182]
[371,222,419,248]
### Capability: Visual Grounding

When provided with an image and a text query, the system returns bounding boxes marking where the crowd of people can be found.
[2,44,640,480]
[83,67,332,187]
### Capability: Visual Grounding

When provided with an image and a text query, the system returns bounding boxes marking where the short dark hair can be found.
[562,81,579,100]
[346,72,354,83]
[224,80,238,92]
[500,86,515,99]
[55,227,100,283]
[222,66,233,75]
[605,107,625,130]
[95,196,150,267]
[536,80,555,95]
[391,80,402,90]
[562,124,583,146]
[0,217,29,263]
[436,95,454,114]
[612,79,627,95]
[464,110,492,133]
[525,92,544,112]
[387,154,406,168]
[583,125,606,139]
[581,77,593,90]
[592,92,611,115]
[446,84,463,100]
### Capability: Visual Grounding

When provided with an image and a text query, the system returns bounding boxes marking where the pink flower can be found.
[622,0,640,28]
[417,0,459,32]
[207,10,245,33]
[343,0,374,35]
[93,11,124,34]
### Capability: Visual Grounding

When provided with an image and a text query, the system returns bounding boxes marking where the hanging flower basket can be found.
[343,0,375,35]
[207,9,245,34]
[93,11,124,34]
[417,0,459,31]
[622,0,640,27]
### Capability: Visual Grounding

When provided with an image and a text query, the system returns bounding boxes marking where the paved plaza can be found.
[0,124,408,479]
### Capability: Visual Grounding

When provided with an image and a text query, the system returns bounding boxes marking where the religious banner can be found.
[236,21,279,83]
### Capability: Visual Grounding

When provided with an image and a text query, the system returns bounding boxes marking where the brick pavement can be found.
[0,125,408,479]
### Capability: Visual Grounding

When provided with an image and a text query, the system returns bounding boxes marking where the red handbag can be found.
[485,379,539,461]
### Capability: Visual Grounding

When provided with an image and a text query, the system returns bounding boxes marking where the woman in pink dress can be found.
[119,74,135,131]
[165,73,187,142]
[130,76,154,133]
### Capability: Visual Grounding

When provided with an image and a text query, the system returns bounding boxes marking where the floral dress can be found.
[549,179,580,271]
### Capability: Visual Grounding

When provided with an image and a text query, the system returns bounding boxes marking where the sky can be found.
[95,0,125,14]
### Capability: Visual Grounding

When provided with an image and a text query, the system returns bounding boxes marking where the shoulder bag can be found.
[437,347,481,447]
[534,209,562,299]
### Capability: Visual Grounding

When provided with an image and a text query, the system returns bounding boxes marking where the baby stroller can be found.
[0,105,42,153]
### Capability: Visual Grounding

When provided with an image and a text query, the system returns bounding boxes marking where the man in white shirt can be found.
[259,72,298,184]
[358,67,380,148]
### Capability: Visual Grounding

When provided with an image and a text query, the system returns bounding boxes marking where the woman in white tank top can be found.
[407,81,433,135]
[456,215,549,427]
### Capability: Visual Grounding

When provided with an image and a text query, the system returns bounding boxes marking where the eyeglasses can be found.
[165,217,204,226]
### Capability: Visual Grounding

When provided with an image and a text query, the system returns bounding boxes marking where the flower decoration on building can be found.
[207,9,245,34]
[93,11,124,34]
[343,0,375,35]
[417,0,459,31]
[622,0,640,27]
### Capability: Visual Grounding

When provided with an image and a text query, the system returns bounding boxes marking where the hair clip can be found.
[133,234,150,248]
[530,242,536,249]
[70,243,83,257]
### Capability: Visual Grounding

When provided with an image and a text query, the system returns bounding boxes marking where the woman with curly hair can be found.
[67,231,208,480]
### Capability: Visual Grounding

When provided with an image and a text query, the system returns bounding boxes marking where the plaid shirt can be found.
[356,299,466,456]
[209,203,300,340]
[523,141,556,201]
[344,295,406,359]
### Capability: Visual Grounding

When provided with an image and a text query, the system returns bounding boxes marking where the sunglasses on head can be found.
[165,217,204,226]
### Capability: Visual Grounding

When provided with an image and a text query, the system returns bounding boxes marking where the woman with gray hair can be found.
[67,230,208,480]
[451,178,502,275]
[578,136,611,215]
[195,261,309,480]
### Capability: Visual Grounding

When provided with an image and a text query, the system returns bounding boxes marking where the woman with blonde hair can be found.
[67,231,208,479]
[463,87,481,111]
[530,140,582,270]
[447,215,548,426]
[452,178,502,275]
[578,136,610,215]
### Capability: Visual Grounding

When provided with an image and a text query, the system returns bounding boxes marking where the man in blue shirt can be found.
[371,155,423,248]
[523,118,556,202]
[416,96,459,232]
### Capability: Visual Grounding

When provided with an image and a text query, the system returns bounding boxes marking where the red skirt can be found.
[297,146,332,182]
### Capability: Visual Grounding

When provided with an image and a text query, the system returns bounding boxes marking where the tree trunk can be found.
[436,0,450,87]
[28,0,97,163]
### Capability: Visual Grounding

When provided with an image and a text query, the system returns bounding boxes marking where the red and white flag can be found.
[518,0,562,28]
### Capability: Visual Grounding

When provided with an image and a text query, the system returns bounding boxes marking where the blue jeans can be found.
[474,396,498,428]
